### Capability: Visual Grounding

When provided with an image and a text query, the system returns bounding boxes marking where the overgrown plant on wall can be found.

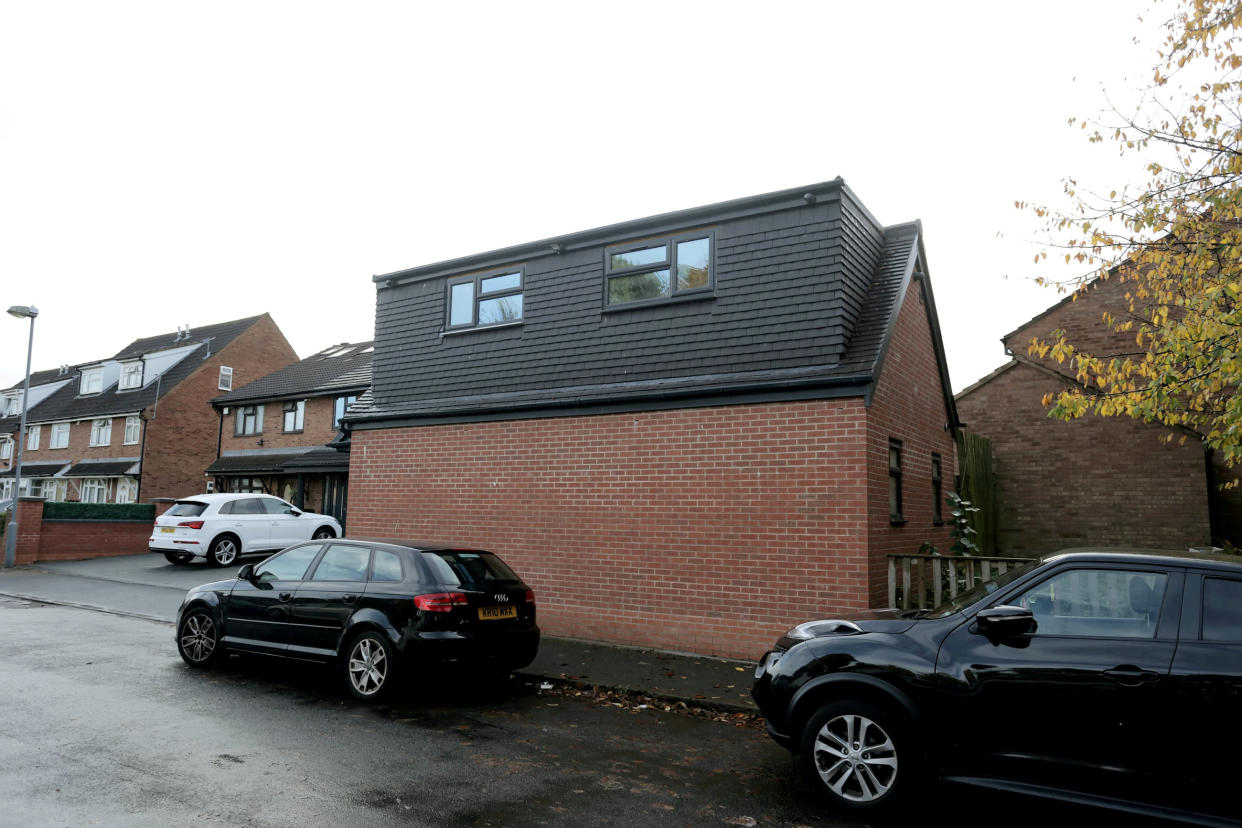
[1021,0,1242,483]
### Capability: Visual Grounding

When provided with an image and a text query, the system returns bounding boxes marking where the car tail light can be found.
[178,521,204,530]
[524,589,535,604]
[414,592,468,612]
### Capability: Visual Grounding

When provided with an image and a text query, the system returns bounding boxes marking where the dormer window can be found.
[80,367,103,395]
[605,232,713,307]
[119,362,143,390]
[447,269,524,330]
[2,395,18,417]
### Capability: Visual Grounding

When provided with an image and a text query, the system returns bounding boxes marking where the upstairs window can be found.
[50,422,70,449]
[124,415,141,445]
[2,395,18,416]
[888,439,904,525]
[90,418,112,447]
[218,366,233,391]
[605,232,713,306]
[282,400,305,433]
[119,362,143,390]
[0,438,11,459]
[80,367,103,395]
[235,405,263,436]
[27,424,40,451]
[333,395,357,429]
[447,269,524,330]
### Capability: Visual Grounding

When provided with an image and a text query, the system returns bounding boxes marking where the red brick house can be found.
[207,341,372,528]
[1,315,297,503]
[956,275,1240,556]
[343,180,959,659]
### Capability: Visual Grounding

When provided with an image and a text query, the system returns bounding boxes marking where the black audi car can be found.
[752,549,1242,825]
[175,538,540,700]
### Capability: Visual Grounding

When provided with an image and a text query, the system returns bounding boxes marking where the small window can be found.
[605,233,713,306]
[311,544,371,581]
[26,425,40,451]
[888,439,904,525]
[218,366,233,391]
[119,362,143,390]
[1202,578,1242,642]
[446,269,524,330]
[90,418,112,447]
[333,395,357,429]
[3,394,20,416]
[124,415,141,445]
[255,544,322,582]
[80,368,103,395]
[371,549,404,582]
[282,400,305,433]
[50,423,70,449]
[235,405,263,436]
[931,453,943,525]
[0,438,10,460]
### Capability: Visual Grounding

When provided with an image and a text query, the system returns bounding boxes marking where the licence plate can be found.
[478,605,517,621]
[160,527,175,534]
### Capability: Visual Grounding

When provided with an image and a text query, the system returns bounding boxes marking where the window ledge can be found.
[889,517,907,527]
[441,321,524,338]
[602,291,715,315]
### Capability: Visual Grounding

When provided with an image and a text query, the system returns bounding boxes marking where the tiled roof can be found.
[213,342,373,406]
[64,459,140,477]
[0,461,69,478]
[205,450,316,475]
[1,368,71,394]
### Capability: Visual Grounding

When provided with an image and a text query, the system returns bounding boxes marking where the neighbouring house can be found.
[1,368,77,487]
[956,274,1241,556]
[207,341,373,529]
[342,179,960,659]
[1,315,297,504]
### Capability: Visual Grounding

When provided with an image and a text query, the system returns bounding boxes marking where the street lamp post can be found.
[4,305,38,568]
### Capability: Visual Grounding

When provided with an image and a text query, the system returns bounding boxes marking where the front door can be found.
[223,543,324,652]
[934,565,1179,798]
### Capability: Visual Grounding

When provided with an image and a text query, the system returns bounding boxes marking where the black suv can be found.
[175,539,540,701]
[752,549,1242,825]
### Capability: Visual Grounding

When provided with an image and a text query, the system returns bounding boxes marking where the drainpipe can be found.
[136,411,149,503]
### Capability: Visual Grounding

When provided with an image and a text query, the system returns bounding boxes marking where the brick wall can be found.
[143,315,298,500]
[957,360,1210,556]
[10,498,173,565]
[348,400,872,660]
[865,278,956,603]
[219,396,339,453]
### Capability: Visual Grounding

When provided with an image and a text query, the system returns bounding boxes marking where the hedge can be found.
[42,502,156,521]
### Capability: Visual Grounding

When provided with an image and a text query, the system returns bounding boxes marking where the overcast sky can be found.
[0,1,1168,393]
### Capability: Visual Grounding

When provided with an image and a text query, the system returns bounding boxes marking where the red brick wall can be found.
[13,498,44,564]
[29,520,153,564]
[348,400,871,660]
[865,278,956,604]
[219,396,338,453]
[142,315,298,500]
[956,361,1210,556]
[20,416,142,464]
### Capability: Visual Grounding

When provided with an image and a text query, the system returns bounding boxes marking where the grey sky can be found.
[0,1,1167,392]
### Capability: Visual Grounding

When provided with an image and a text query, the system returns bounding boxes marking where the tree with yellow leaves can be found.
[1023,0,1242,477]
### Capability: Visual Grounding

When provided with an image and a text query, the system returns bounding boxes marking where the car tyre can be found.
[207,535,240,567]
[177,608,223,668]
[163,551,193,565]
[799,700,912,813]
[343,630,396,701]
[313,527,336,540]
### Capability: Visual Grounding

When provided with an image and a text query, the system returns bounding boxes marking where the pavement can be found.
[0,553,760,714]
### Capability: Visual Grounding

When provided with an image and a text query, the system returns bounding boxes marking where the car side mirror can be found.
[286,508,302,516]
[237,564,255,581]
[976,605,1036,639]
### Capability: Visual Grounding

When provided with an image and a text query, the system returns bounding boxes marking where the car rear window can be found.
[422,550,520,586]
[167,501,207,517]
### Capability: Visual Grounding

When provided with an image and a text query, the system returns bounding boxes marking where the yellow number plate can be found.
[478,605,517,621]
[160,527,175,534]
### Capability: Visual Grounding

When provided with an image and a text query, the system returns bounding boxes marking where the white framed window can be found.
[218,366,233,391]
[3,394,19,416]
[114,479,137,504]
[26,425,40,451]
[80,477,108,503]
[235,405,263,436]
[80,368,103,395]
[90,418,112,447]
[0,479,12,499]
[50,422,70,449]
[38,479,66,501]
[1,438,11,460]
[124,415,141,445]
[282,400,305,433]
[119,362,143,390]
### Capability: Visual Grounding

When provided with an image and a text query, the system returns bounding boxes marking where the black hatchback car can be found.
[175,538,540,700]
[752,549,1242,825]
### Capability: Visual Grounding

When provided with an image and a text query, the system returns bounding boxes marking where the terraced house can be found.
[343,180,960,659]
[1,315,296,503]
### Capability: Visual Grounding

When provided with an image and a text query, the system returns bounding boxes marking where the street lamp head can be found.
[6,305,38,319]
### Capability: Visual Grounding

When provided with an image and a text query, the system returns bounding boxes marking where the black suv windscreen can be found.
[423,551,520,586]
[923,559,1038,619]
[167,501,208,517]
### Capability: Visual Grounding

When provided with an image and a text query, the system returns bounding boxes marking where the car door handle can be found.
[278,592,293,602]
[343,594,357,605]
[1104,666,1160,686]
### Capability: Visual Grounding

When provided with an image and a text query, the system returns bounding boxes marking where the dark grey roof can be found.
[280,447,350,473]
[64,459,139,477]
[2,367,72,394]
[206,450,313,475]
[23,315,269,425]
[0,461,69,478]
[213,342,373,406]
[349,181,959,430]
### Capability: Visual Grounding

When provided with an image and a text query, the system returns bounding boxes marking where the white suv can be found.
[149,493,343,566]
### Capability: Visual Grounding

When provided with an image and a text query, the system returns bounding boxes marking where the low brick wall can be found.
[9,497,171,565]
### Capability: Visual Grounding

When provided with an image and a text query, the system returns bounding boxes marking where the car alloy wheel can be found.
[345,632,393,701]
[313,528,335,540]
[208,536,238,567]
[800,701,906,810]
[178,610,221,667]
